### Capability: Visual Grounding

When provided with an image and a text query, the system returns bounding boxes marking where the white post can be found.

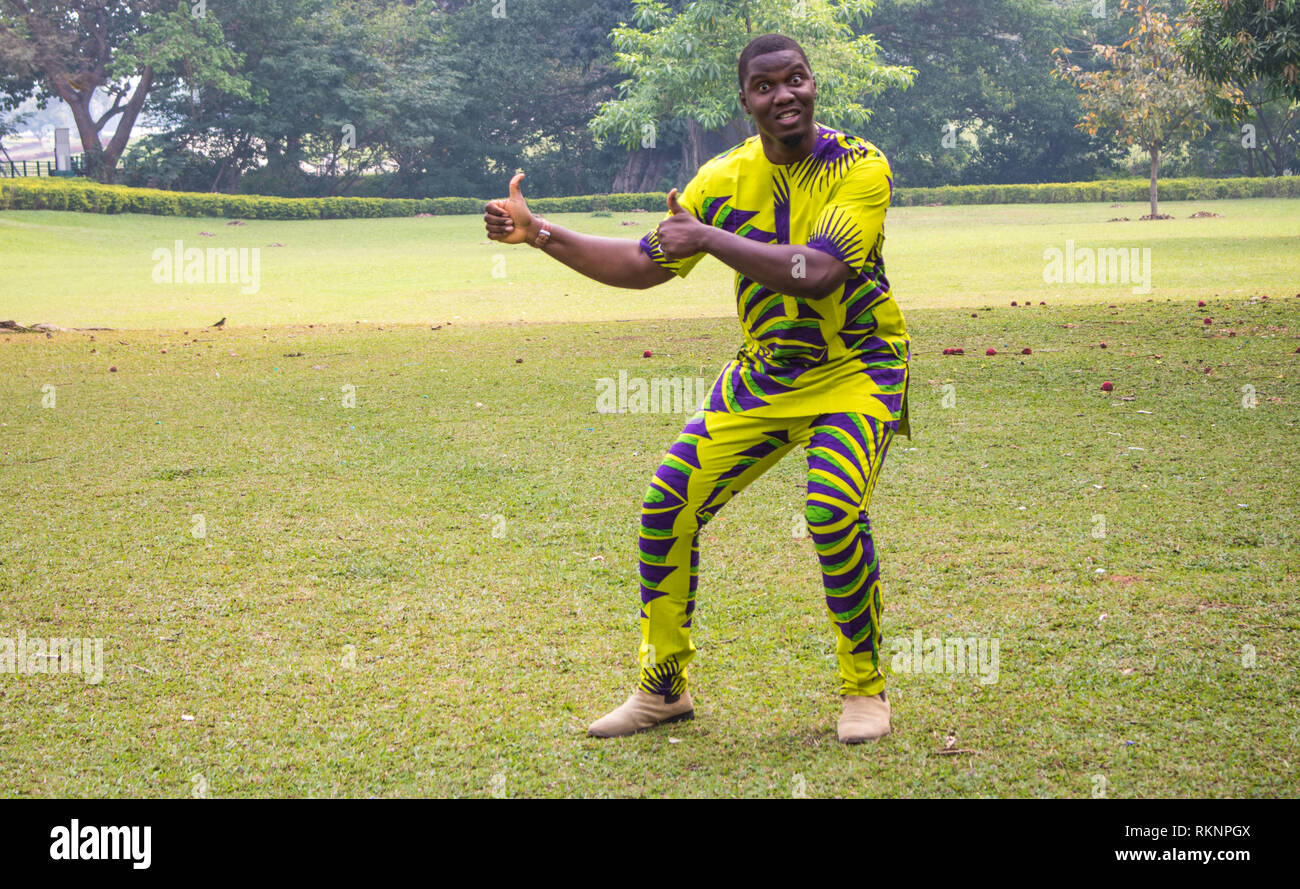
[55,127,71,172]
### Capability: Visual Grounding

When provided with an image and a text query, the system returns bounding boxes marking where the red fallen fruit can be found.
[1022,348,1032,355]
[986,348,997,355]
[1294,347,1299,353]
[953,347,964,355]
[1197,300,1206,307]
[1011,301,1018,306]
[515,358,523,364]
[943,348,954,355]
[1203,318,1213,324]
[643,350,652,358]
[109,366,117,373]
[971,313,977,318]
[1039,301,1046,305]
[1204,367,1212,374]
[1099,342,1107,348]
[1101,381,1113,392]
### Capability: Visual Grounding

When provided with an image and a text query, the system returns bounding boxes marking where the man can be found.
[483,33,910,744]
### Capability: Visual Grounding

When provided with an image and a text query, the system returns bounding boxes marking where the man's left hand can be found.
[655,189,710,260]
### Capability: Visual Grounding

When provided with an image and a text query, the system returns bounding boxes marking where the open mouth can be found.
[775,107,801,123]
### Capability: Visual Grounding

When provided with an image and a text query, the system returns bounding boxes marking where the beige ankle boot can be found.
[837,691,890,743]
[587,690,694,738]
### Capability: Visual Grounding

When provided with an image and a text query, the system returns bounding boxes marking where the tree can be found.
[134,0,634,198]
[1177,0,1299,177]
[0,1,247,182]
[864,0,1124,186]
[1182,0,1300,113]
[589,0,915,177]
[423,0,633,197]
[1054,0,1209,218]
[142,0,425,195]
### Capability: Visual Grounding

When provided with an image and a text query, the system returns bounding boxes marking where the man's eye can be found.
[791,75,802,84]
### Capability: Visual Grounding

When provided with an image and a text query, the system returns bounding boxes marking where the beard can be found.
[778,130,805,149]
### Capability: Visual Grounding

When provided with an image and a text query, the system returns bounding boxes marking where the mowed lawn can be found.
[1,198,1298,329]
[0,202,1298,797]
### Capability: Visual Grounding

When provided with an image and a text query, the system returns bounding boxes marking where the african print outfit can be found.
[633,124,910,697]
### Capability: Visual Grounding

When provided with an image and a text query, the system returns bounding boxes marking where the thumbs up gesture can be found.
[655,187,707,260]
[484,172,535,245]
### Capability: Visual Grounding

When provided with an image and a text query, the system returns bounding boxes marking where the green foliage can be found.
[0,0,249,182]
[589,0,915,149]
[114,1,251,99]
[862,0,1125,186]
[1182,0,1300,114]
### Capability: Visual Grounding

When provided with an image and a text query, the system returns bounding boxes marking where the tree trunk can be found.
[1255,108,1286,176]
[54,68,154,184]
[611,150,647,193]
[210,157,229,193]
[722,116,753,147]
[1148,147,1160,218]
[683,119,705,177]
[100,68,154,183]
[59,85,104,179]
[637,150,666,192]
[612,147,668,193]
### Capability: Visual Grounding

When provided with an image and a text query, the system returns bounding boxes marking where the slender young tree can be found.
[1054,0,1209,218]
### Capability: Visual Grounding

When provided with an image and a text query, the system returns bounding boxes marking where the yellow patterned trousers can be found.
[637,409,897,697]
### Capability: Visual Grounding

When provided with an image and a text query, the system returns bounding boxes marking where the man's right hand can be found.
[484,172,535,245]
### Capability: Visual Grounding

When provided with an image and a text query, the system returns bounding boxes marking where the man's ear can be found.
[738,88,749,116]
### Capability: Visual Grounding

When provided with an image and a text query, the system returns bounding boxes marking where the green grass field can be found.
[2,198,1298,329]
[1,202,1298,797]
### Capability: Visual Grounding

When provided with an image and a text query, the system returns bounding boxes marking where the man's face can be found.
[739,50,817,149]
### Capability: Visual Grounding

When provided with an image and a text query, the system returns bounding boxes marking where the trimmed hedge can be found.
[1,174,1297,220]
[891,176,1300,205]
[0,178,487,218]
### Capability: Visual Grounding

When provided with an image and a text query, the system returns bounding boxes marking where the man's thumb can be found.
[667,188,684,215]
[509,172,525,200]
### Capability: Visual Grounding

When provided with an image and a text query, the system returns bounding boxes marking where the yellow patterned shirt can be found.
[640,123,910,437]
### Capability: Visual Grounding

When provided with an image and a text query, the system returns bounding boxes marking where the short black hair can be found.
[737,34,811,90]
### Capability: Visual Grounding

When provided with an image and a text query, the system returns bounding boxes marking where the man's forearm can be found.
[700,227,849,300]
[532,221,672,290]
